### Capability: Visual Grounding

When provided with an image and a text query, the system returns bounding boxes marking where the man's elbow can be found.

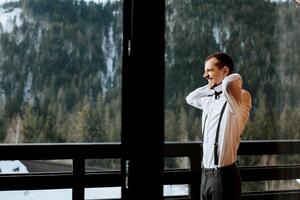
[186,95,192,105]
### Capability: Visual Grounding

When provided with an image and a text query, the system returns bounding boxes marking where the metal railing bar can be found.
[0,173,73,191]
[0,140,299,160]
[85,199,121,200]
[164,196,195,200]
[84,173,122,187]
[0,172,122,191]
[0,143,122,160]
[163,169,198,185]
[164,140,300,157]
[164,142,200,157]
[241,189,300,200]
[240,164,300,181]
[238,140,300,155]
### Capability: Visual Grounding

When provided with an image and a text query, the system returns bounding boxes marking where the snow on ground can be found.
[0,189,72,200]
[0,160,28,173]
[0,187,122,200]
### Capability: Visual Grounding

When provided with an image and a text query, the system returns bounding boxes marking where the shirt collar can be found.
[212,83,222,93]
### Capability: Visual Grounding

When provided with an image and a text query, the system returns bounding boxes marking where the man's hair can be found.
[205,52,234,74]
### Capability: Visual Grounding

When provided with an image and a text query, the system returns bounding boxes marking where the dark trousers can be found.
[200,163,241,200]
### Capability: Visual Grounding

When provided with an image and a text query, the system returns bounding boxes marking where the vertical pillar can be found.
[122,0,165,199]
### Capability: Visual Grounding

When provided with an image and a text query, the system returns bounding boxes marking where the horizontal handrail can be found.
[0,171,122,191]
[238,140,300,155]
[242,190,300,200]
[1,140,299,160]
[164,140,300,156]
[240,164,300,181]
[0,143,123,160]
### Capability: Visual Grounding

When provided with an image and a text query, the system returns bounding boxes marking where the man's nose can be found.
[203,71,208,79]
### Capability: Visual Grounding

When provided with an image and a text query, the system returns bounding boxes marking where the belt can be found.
[201,162,237,175]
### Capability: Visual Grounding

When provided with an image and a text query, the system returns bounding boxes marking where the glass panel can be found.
[165,157,190,169]
[0,0,122,143]
[165,0,300,141]
[85,158,120,172]
[238,155,300,167]
[0,189,72,200]
[85,187,121,199]
[242,180,300,192]
[165,0,300,196]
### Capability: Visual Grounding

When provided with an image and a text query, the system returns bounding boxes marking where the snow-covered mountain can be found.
[0,0,113,5]
[0,0,18,5]
[0,5,22,33]
[0,0,115,33]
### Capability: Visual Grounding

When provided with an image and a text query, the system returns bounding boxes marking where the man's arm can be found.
[222,73,244,113]
[186,85,211,110]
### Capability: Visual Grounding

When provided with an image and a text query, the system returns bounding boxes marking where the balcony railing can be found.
[0,140,299,200]
[165,140,300,200]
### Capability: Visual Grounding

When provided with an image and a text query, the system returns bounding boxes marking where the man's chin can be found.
[208,83,215,89]
[208,82,221,89]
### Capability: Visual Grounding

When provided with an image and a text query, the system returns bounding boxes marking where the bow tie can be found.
[208,90,223,99]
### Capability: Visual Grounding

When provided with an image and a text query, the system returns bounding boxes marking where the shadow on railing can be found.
[0,141,299,200]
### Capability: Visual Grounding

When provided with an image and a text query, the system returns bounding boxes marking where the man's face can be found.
[203,57,228,89]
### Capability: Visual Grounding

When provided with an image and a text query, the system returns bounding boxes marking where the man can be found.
[186,52,251,200]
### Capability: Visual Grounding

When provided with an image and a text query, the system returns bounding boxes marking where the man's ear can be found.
[223,66,229,76]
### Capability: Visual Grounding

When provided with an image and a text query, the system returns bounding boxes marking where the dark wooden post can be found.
[122,0,165,199]
[73,157,85,200]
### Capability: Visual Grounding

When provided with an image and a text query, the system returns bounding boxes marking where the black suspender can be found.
[202,101,227,167]
[214,101,227,166]
[202,113,208,160]
[202,114,208,136]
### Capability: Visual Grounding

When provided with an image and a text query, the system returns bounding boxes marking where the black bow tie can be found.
[208,90,223,99]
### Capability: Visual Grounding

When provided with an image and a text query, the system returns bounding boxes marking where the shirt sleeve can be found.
[186,85,211,110]
[222,73,250,113]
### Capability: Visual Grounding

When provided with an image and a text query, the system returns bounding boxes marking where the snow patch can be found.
[0,5,22,33]
[212,24,230,52]
[101,24,117,93]
[85,0,119,4]
[0,160,28,173]
[0,0,18,5]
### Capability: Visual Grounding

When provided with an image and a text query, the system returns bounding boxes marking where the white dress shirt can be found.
[186,73,252,168]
